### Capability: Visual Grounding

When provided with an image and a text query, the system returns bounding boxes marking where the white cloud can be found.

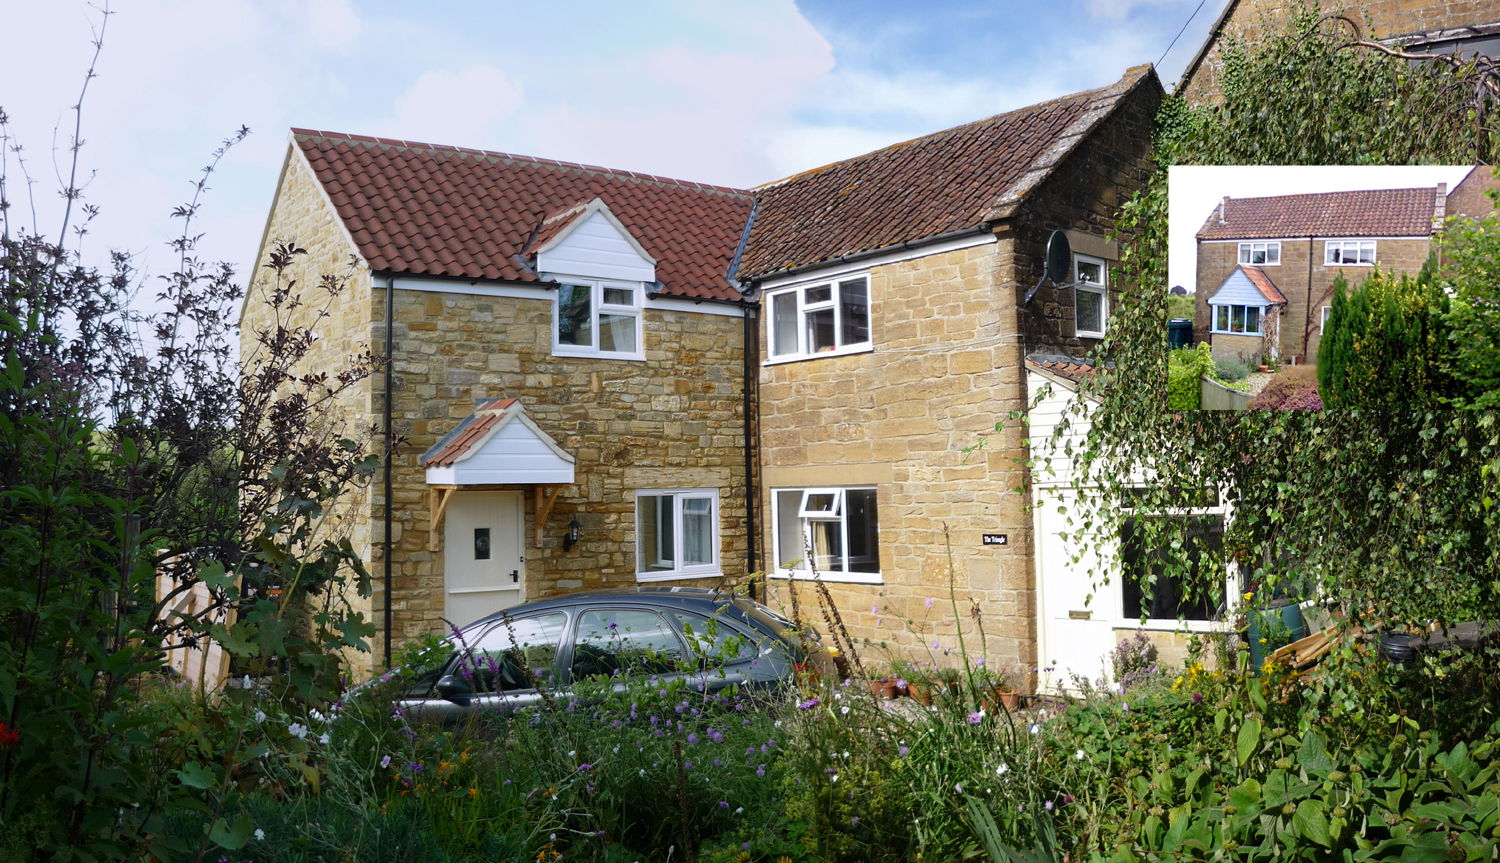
[305,0,362,51]
[386,66,525,146]
[1084,0,1187,20]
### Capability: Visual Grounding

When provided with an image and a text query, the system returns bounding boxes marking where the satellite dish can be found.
[1044,230,1072,284]
[1022,230,1075,306]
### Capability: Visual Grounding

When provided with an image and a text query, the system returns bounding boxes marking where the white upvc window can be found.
[1324,240,1376,266]
[1073,254,1107,339]
[1320,306,1332,334]
[554,279,644,359]
[1211,304,1263,335]
[1117,487,1236,630]
[635,489,720,581]
[771,487,880,583]
[765,275,871,362]
[1237,242,1281,265]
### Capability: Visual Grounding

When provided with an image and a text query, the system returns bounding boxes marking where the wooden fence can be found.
[1200,376,1250,411]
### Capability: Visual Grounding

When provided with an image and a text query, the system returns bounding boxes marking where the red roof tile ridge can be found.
[290,127,752,198]
[1216,186,1435,209]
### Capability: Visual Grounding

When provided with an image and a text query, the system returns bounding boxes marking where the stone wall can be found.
[1178,0,1498,103]
[241,146,379,673]
[756,242,1039,680]
[1447,166,1500,220]
[1195,236,1432,362]
[378,288,749,657]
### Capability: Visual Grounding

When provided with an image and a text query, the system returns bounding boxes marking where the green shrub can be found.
[1167,343,1215,410]
[1213,355,1250,382]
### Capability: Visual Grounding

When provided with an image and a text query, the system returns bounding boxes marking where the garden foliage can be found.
[1316,264,1458,409]
[0,15,382,858]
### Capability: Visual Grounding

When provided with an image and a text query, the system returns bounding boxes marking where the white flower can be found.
[254,828,265,841]
[319,732,331,745]
[242,675,252,690]
[288,722,307,739]
[1075,749,1085,760]
[310,709,325,723]
[840,706,850,715]
[1029,723,1041,734]
[253,710,266,723]
[996,763,1009,776]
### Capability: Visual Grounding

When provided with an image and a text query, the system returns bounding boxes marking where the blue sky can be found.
[3,0,1224,283]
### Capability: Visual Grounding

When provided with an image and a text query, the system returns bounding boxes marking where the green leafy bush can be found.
[1167,343,1215,410]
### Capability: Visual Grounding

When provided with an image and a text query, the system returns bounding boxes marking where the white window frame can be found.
[1324,239,1377,266]
[634,489,720,582]
[1237,242,1281,266]
[1115,488,1237,633]
[552,278,645,360]
[1320,305,1332,334]
[763,274,872,363]
[770,486,881,584]
[1073,253,1108,339]
[1210,303,1264,335]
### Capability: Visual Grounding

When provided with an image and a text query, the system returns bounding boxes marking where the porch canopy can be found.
[420,397,575,548]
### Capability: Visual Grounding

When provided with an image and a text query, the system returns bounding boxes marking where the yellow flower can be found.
[1243,592,1255,602]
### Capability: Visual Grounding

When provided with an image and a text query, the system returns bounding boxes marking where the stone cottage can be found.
[245,64,1163,682]
[735,65,1162,679]
[1193,184,1449,365]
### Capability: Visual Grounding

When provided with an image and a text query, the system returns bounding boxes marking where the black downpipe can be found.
[382,275,395,668]
[741,302,758,600]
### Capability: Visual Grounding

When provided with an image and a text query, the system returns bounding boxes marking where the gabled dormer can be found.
[528,197,657,360]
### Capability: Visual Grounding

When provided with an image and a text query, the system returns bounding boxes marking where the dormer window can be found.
[765,275,872,362]
[554,279,644,359]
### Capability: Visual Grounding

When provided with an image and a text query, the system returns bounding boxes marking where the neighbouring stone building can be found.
[246,64,1166,685]
[1192,169,1499,366]
[1176,0,1500,104]
[1193,184,1446,365]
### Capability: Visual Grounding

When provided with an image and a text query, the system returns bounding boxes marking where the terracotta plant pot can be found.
[982,687,1022,712]
[869,678,901,700]
[907,682,932,706]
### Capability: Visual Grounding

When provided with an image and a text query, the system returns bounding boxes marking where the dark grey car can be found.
[378,587,826,723]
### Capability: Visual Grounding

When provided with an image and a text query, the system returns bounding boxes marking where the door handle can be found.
[510,569,519,583]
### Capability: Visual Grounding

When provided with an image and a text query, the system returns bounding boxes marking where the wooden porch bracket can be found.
[428,485,457,552]
[534,485,564,546]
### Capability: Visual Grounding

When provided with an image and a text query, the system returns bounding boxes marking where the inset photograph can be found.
[1166,165,1497,410]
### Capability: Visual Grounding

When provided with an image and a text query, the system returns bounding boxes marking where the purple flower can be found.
[924,597,935,608]
[708,727,724,743]
[756,763,766,777]
[1192,692,1203,704]
[719,800,730,809]
[577,763,593,772]
[687,733,699,744]
[968,710,985,724]
[1062,794,1074,804]
[1045,800,1054,811]
[379,754,391,769]
[898,746,909,757]
[797,697,821,710]
[955,782,964,794]
[974,657,986,667]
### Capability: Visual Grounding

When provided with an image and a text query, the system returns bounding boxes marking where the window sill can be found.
[769,569,882,585]
[763,344,874,366]
[1112,618,1234,633]
[1323,263,1374,267]
[1075,329,1107,340]
[1210,329,1262,336]
[635,570,723,583]
[552,346,645,361]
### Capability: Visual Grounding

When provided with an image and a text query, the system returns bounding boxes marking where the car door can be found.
[666,609,769,694]
[405,611,568,723]
[567,607,690,695]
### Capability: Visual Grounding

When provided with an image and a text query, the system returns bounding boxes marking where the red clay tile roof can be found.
[1196,187,1443,240]
[736,65,1158,279]
[1026,355,1096,384]
[291,130,753,302]
[421,398,517,467]
[1240,266,1287,304]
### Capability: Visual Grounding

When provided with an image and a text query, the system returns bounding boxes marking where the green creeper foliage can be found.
[1441,210,1500,408]
[1046,3,1500,632]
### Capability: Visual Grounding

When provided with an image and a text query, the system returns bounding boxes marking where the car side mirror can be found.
[435,674,474,704]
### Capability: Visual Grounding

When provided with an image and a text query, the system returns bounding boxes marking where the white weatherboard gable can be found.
[1208,269,1275,306]
[425,408,575,486]
[536,199,656,283]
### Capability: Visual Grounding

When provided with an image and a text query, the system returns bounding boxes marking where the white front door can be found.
[1034,489,1118,692]
[444,490,525,628]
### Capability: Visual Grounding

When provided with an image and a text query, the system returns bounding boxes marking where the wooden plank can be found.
[429,486,455,551]
[534,485,563,546]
